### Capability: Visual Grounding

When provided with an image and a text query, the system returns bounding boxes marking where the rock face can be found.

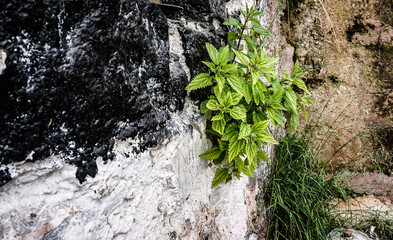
[281,0,393,171]
[0,0,281,239]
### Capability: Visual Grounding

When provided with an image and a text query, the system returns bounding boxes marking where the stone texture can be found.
[0,0,282,239]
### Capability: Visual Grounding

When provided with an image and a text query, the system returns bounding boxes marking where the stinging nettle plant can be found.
[185,5,314,188]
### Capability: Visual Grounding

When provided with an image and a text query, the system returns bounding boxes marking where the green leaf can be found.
[218,45,230,65]
[206,43,219,65]
[252,11,264,17]
[244,35,256,51]
[301,95,315,106]
[228,31,240,41]
[222,17,243,27]
[250,16,261,25]
[231,92,243,105]
[256,132,278,145]
[229,105,247,120]
[242,166,253,177]
[284,88,297,113]
[214,85,229,106]
[227,75,246,96]
[200,100,209,114]
[218,139,228,152]
[206,130,222,138]
[271,103,286,110]
[267,107,285,127]
[244,82,253,104]
[223,91,233,108]
[211,112,224,121]
[292,59,300,76]
[257,150,269,162]
[253,110,267,123]
[212,119,226,135]
[212,168,229,188]
[221,123,238,141]
[252,24,274,39]
[293,77,310,94]
[185,73,212,91]
[200,147,223,160]
[252,81,266,105]
[215,74,226,93]
[245,141,257,160]
[221,64,237,74]
[232,49,249,65]
[252,120,269,134]
[234,157,244,170]
[228,138,246,162]
[299,102,307,121]
[206,99,221,111]
[270,87,284,104]
[239,123,252,140]
[203,61,216,72]
[251,71,260,85]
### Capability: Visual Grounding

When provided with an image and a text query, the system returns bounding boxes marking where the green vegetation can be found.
[265,133,347,239]
[185,5,313,188]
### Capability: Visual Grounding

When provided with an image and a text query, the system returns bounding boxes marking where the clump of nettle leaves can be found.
[185,5,313,188]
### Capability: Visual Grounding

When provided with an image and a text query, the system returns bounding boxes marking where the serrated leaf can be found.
[301,95,315,106]
[203,61,216,72]
[185,73,212,91]
[293,78,310,94]
[223,91,233,108]
[221,64,237,73]
[200,100,209,114]
[292,59,300,76]
[211,168,229,188]
[212,119,226,135]
[231,92,242,105]
[206,43,219,65]
[253,110,267,123]
[234,157,244,170]
[258,132,279,145]
[245,141,257,161]
[228,138,245,162]
[206,129,222,138]
[218,45,230,65]
[227,75,246,96]
[252,120,269,134]
[251,71,260,85]
[218,139,228,152]
[242,166,254,177]
[221,123,238,141]
[252,24,274,39]
[214,85,229,106]
[284,88,297,113]
[215,74,226,93]
[206,99,221,111]
[229,105,247,120]
[239,123,252,140]
[223,17,243,27]
[270,87,284,104]
[271,103,286,110]
[252,81,266,105]
[200,147,223,160]
[249,159,257,173]
[267,107,285,127]
[232,49,249,65]
[244,82,253,104]
[211,112,224,121]
[257,150,269,162]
